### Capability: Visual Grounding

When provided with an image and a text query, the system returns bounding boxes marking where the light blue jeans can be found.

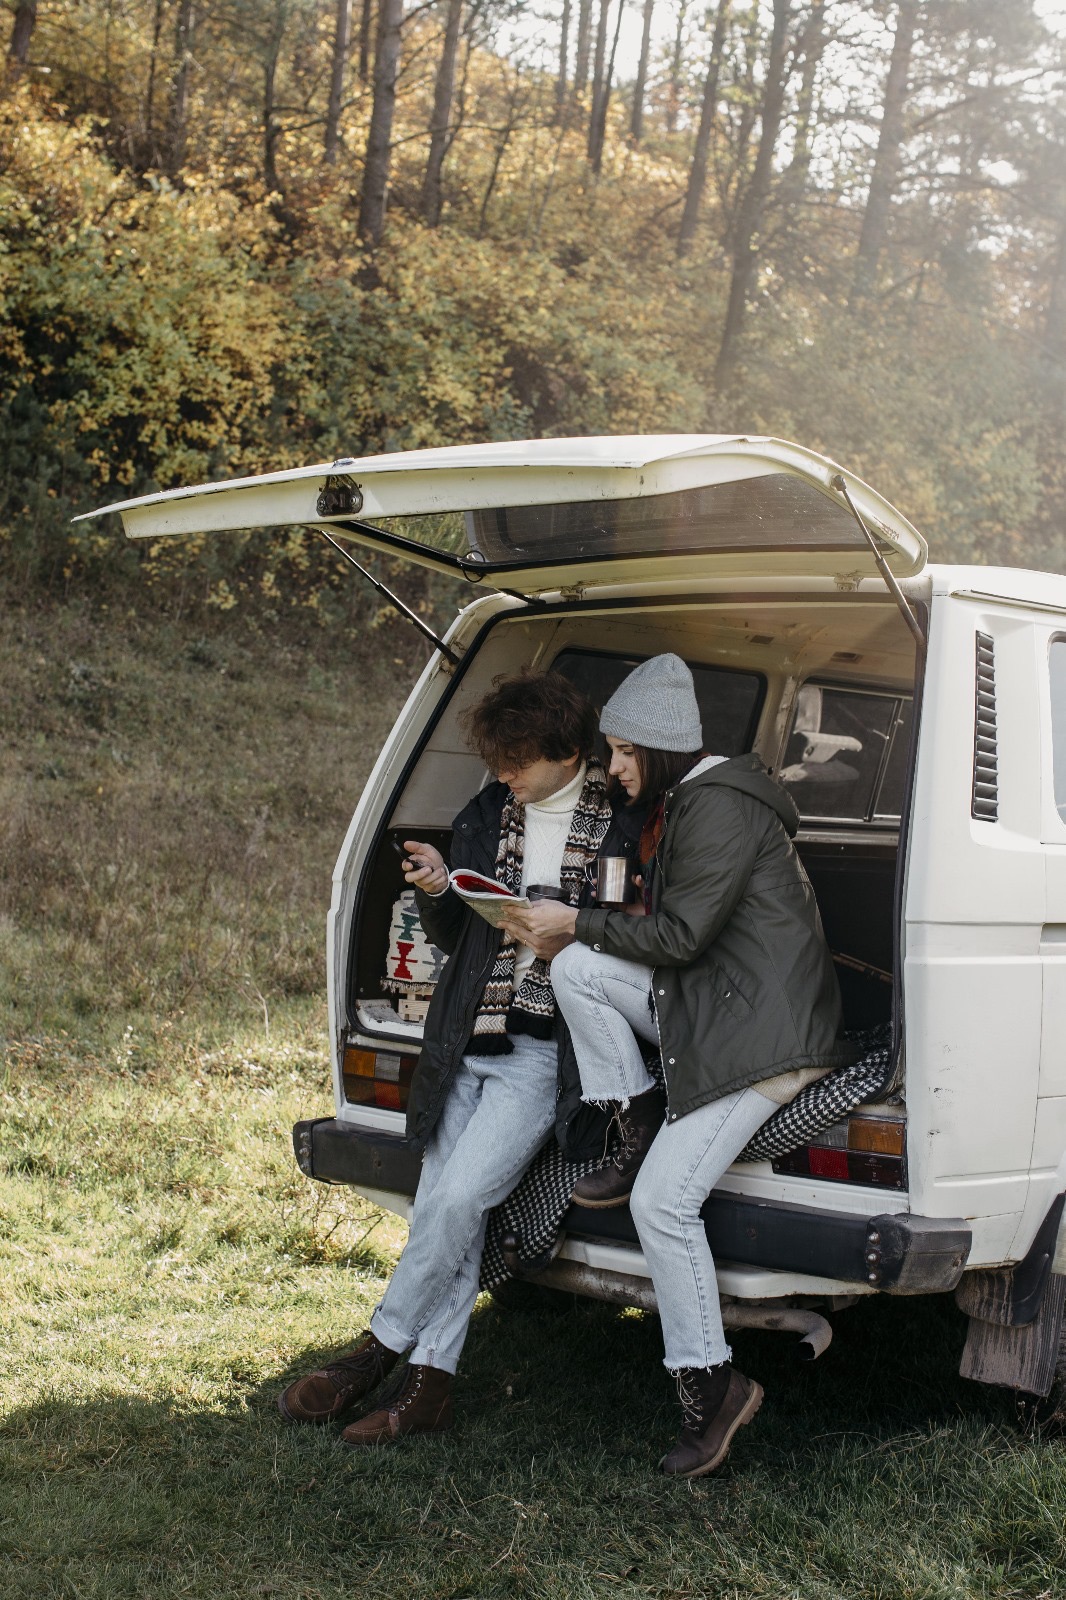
[552,942,776,1369]
[370,1034,558,1374]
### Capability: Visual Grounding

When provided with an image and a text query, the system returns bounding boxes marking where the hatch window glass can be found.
[1049,640,1066,823]
[552,649,763,761]
[366,474,865,569]
[779,684,912,824]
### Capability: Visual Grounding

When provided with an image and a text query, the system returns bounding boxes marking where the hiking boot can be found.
[277,1331,400,1425]
[659,1363,764,1478]
[570,1085,666,1208]
[340,1363,453,1448]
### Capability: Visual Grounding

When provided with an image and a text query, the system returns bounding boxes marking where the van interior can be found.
[348,594,919,1061]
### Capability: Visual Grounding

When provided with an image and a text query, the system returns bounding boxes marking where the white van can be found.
[89,434,1066,1403]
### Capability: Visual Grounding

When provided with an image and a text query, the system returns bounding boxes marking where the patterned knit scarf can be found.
[467,761,613,1056]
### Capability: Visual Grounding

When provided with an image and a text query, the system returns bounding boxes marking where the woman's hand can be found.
[401,840,448,895]
[503,899,579,960]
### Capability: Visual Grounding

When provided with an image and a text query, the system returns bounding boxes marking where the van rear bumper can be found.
[293,1117,971,1294]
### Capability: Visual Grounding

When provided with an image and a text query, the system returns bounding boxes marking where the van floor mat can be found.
[735,1023,894,1163]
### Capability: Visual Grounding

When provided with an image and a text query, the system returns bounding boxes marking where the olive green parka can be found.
[572,754,851,1122]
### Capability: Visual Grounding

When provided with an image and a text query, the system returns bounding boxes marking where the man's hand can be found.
[401,840,449,895]
[503,899,579,961]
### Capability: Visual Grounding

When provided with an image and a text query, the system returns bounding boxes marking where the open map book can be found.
[448,869,531,928]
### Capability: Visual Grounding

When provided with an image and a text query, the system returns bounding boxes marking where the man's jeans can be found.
[370,1034,558,1374]
[551,942,776,1370]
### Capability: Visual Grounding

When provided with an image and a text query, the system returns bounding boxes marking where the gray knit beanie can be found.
[599,653,703,753]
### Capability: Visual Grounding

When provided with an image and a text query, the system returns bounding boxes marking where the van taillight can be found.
[343,1046,417,1112]
[771,1115,906,1189]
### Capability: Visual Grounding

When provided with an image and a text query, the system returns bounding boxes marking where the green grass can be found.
[3,601,1066,1599]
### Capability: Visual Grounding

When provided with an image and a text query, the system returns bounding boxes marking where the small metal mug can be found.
[593,856,632,910]
[527,884,567,903]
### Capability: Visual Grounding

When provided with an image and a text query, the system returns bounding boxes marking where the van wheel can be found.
[489,1279,574,1314]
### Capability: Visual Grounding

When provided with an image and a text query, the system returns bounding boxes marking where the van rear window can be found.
[552,649,763,760]
[466,476,864,566]
[368,475,865,569]
[779,683,912,825]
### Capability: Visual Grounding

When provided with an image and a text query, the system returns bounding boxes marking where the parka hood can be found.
[681,752,800,838]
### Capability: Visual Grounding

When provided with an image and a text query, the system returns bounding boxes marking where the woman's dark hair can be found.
[623,744,703,806]
[464,670,598,774]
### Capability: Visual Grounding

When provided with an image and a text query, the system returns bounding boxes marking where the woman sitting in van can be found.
[507,653,850,1479]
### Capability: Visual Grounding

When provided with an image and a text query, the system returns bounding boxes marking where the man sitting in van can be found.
[278,671,619,1445]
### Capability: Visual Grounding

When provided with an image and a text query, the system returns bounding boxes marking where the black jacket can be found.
[574,754,851,1119]
[405,780,639,1157]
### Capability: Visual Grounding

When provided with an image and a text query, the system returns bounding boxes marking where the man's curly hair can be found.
[463,669,597,775]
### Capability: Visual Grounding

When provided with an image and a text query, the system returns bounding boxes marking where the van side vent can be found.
[972,631,999,822]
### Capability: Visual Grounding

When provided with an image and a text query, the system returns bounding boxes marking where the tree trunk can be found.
[358,0,403,246]
[589,0,624,172]
[6,1,37,67]
[1046,208,1066,366]
[851,0,919,303]
[359,0,374,79]
[574,0,592,95]
[782,0,824,200]
[421,0,463,225]
[556,0,571,113]
[587,0,610,157]
[676,0,730,256]
[143,0,166,166]
[665,0,689,135]
[325,0,352,163]
[478,74,524,235]
[263,26,283,195]
[166,0,195,177]
[629,0,654,141]
[714,0,792,387]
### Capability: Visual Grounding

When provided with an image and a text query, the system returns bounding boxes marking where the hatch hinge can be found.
[312,527,463,669]
[830,475,927,663]
[316,475,364,518]
[559,582,586,602]
[833,571,863,592]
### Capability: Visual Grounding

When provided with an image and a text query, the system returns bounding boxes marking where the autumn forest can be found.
[3,0,1065,612]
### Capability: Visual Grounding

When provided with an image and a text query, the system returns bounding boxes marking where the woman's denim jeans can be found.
[370,1034,558,1374]
[551,941,658,1104]
[552,941,776,1369]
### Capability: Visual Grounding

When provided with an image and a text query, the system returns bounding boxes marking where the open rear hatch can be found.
[78,434,926,595]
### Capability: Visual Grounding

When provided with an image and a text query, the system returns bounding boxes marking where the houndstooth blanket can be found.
[479,1022,895,1291]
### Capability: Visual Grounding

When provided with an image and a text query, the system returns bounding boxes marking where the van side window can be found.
[1049,640,1066,823]
[552,649,764,759]
[779,684,912,825]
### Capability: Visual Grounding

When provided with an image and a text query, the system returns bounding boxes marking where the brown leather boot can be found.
[570,1085,666,1208]
[659,1364,764,1478]
[340,1364,453,1448]
[277,1331,400,1424]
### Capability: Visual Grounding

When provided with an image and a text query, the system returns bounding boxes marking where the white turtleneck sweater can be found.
[513,761,587,986]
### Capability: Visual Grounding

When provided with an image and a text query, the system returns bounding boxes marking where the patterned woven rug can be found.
[479,1023,895,1291]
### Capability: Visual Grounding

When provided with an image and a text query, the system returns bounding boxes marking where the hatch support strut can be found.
[830,474,927,663]
[312,527,462,667]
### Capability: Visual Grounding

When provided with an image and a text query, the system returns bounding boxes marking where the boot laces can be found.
[613,1107,639,1167]
[323,1337,382,1392]
[675,1369,703,1432]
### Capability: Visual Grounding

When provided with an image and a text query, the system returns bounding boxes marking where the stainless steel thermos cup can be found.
[594,856,632,909]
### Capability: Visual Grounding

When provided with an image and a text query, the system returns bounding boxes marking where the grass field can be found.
[3,600,1066,1599]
